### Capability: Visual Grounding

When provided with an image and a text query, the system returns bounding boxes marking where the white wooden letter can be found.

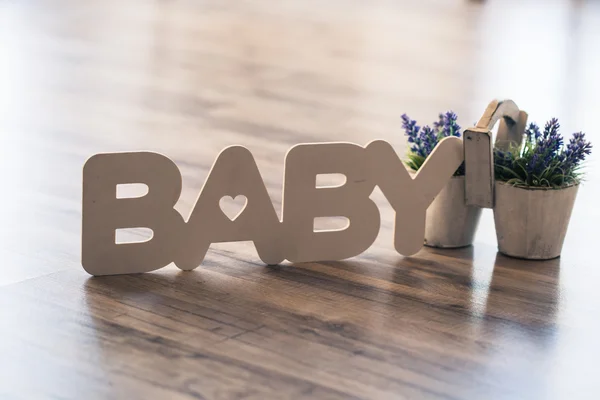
[175,146,285,270]
[82,152,185,276]
[367,137,464,256]
[283,143,380,262]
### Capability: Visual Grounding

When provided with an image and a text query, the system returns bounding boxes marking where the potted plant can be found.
[493,118,592,259]
[402,111,482,248]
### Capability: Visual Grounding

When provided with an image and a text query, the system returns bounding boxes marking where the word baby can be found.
[82,138,463,276]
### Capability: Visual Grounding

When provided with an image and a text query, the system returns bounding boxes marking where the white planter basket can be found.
[493,181,579,260]
[424,176,482,248]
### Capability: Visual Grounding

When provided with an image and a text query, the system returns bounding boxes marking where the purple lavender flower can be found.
[419,126,437,155]
[401,114,419,138]
[528,153,539,174]
[433,113,444,130]
[527,118,564,174]
[403,111,465,175]
[525,123,541,142]
[563,131,592,172]
[441,111,461,137]
[401,114,424,156]
[541,118,563,155]
[494,149,511,169]
[495,116,593,187]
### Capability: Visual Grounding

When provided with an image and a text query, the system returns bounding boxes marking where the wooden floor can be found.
[2,0,600,398]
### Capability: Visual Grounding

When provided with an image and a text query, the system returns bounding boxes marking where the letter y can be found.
[366,137,463,256]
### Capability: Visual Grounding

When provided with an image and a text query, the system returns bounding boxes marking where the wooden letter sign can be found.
[82,137,463,276]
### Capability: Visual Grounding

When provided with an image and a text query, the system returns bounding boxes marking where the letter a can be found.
[175,146,285,270]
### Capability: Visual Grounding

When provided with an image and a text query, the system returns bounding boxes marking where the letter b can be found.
[82,152,184,276]
[283,143,380,262]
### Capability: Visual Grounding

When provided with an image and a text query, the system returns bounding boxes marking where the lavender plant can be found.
[401,111,464,176]
[494,118,592,188]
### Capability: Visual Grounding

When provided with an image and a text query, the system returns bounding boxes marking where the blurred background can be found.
[1,0,599,279]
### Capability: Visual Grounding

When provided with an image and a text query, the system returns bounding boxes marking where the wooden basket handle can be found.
[464,99,528,208]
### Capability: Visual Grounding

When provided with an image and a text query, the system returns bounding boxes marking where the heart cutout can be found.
[219,195,248,221]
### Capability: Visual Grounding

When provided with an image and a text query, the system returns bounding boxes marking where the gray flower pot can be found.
[424,176,482,248]
[493,181,579,260]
